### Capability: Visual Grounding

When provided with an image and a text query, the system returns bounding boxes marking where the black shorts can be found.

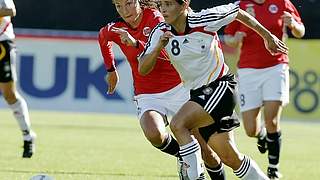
[0,40,16,82]
[189,74,240,142]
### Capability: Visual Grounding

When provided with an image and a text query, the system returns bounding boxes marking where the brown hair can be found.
[176,0,190,5]
[139,0,159,9]
[112,0,159,9]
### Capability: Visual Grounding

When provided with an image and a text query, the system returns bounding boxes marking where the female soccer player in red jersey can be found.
[98,0,225,179]
[224,0,305,179]
[139,0,288,179]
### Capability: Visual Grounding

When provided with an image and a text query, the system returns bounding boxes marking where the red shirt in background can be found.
[224,0,303,69]
[99,8,181,95]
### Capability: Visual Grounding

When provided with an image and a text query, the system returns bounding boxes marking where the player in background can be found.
[139,0,288,179]
[224,0,305,179]
[98,0,226,179]
[0,0,36,158]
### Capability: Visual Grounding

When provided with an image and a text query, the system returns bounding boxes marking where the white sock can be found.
[9,96,32,140]
[234,155,269,180]
[179,138,205,179]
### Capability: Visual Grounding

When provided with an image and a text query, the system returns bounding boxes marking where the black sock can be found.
[257,127,267,139]
[154,134,180,157]
[267,131,282,166]
[206,163,226,180]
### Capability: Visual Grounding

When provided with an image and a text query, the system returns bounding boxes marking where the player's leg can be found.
[0,40,35,158]
[238,68,267,154]
[169,84,226,180]
[0,82,36,158]
[192,129,226,180]
[170,101,212,179]
[242,108,268,154]
[262,64,289,179]
[207,131,269,180]
[139,110,180,156]
[263,101,283,179]
[134,89,184,158]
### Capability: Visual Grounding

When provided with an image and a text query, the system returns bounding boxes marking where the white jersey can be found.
[0,0,15,41]
[139,3,239,90]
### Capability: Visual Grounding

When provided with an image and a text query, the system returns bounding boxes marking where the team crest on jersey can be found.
[203,87,213,95]
[107,22,115,31]
[268,4,278,14]
[245,4,256,17]
[153,11,162,18]
[143,27,151,36]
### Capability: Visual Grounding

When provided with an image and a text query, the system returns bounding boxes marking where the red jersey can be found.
[99,8,181,95]
[224,0,303,69]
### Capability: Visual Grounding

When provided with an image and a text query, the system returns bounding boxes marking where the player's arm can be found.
[235,9,288,55]
[138,39,163,75]
[0,0,16,17]
[98,27,119,94]
[138,25,169,75]
[282,11,305,38]
[224,31,246,48]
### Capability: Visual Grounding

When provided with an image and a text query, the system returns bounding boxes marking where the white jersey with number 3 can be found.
[140,3,239,90]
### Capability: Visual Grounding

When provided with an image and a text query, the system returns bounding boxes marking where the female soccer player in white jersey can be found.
[139,0,288,179]
[99,0,227,179]
[0,0,36,158]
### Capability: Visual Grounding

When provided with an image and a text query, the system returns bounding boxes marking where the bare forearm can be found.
[290,22,305,38]
[236,9,272,40]
[138,48,162,75]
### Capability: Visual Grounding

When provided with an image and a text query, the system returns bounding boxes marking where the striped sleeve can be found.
[138,22,166,61]
[188,3,239,32]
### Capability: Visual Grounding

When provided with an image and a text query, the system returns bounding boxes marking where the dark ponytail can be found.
[139,0,159,9]
[176,0,189,5]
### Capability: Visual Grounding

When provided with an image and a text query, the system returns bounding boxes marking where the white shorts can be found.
[237,63,289,112]
[133,83,189,120]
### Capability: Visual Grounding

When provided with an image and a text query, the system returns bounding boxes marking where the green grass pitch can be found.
[0,110,319,179]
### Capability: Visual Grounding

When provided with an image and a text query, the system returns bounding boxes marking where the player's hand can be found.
[111,27,137,47]
[157,31,173,50]
[233,31,246,46]
[264,34,289,56]
[282,11,295,29]
[234,31,246,42]
[105,70,119,94]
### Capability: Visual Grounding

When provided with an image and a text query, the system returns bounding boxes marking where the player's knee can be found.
[245,128,258,137]
[145,130,163,145]
[2,90,17,104]
[169,117,184,134]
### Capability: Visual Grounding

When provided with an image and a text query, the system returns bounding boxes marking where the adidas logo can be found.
[183,38,189,44]
[198,95,205,100]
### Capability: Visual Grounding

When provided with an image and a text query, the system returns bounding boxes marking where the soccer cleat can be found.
[177,157,189,180]
[257,136,267,154]
[177,157,206,180]
[22,131,36,158]
[196,173,206,180]
[267,167,283,180]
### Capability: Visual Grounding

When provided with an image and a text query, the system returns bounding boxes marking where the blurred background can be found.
[1,0,317,119]
[13,0,320,38]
